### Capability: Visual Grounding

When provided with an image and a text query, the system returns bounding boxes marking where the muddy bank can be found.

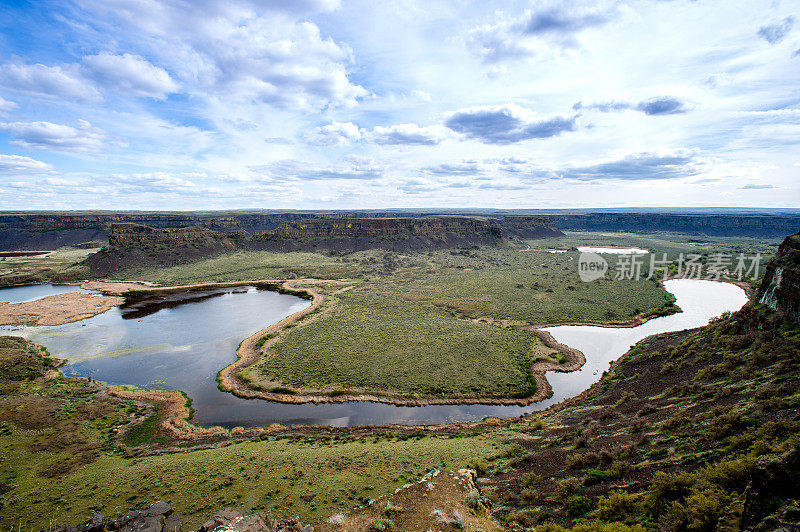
[0,291,124,326]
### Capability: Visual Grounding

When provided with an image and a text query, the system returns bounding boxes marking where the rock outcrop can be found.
[48,501,181,532]
[496,215,565,238]
[50,502,313,532]
[267,217,500,239]
[108,224,236,249]
[757,231,800,323]
[87,216,562,274]
[741,448,800,530]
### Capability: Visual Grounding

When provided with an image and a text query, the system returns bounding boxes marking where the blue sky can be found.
[0,0,797,210]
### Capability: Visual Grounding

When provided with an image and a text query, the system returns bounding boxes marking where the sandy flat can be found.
[0,292,124,326]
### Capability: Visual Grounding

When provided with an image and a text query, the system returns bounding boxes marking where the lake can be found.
[0,283,88,304]
[0,279,748,427]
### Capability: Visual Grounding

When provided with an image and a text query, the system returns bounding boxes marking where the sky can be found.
[0,0,798,211]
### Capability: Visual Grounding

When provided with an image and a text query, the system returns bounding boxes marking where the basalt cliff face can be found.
[549,212,800,237]
[495,215,566,238]
[267,217,500,239]
[757,231,800,323]
[2,211,795,251]
[87,216,557,274]
[88,224,238,275]
[108,223,237,249]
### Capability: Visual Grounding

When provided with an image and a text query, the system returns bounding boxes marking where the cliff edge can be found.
[757,230,800,323]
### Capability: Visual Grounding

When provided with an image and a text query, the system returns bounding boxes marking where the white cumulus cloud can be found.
[0,154,53,173]
[0,63,101,101]
[0,120,106,152]
[305,121,362,145]
[82,52,179,99]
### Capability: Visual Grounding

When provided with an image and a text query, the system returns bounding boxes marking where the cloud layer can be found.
[444,104,577,144]
[0,0,795,209]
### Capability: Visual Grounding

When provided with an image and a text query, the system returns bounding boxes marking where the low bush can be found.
[567,495,592,517]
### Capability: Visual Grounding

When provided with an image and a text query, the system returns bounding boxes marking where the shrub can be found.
[596,491,641,522]
[555,477,581,500]
[683,487,731,531]
[636,403,657,417]
[504,443,524,458]
[372,518,394,531]
[465,489,481,509]
[644,471,695,517]
[662,410,692,431]
[567,495,592,517]
[467,458,488,476]
[521,488,540,504]
[584,461,630,486]
[383,505,403,517]
[522,471,541,488]
[568,452,599,470]
[505,508,539,527]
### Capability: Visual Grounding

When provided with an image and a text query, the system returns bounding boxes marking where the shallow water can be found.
[0,279,748,427]
[0,283,87,304]
[577,246,649,254]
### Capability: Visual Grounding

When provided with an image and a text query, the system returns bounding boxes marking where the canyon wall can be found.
[757,231,800,323]
[1,211,795,252]
[548,212,800,237]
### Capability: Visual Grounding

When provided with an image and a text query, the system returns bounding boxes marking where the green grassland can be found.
[115,250,356,284]
[0,247,94,286]
[2,429,503,530]
[391,251,674,324]
[245,287,556,398]
[0,335,506,529]
[533,231,780,261]
[239,246,679,399]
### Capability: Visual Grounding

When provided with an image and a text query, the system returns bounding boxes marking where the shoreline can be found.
[0,291,124,326]
[2,276,751,443]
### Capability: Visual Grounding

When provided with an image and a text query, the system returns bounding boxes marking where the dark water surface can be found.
[0,280,747,427]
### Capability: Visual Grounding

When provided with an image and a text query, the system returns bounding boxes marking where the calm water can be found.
[0,279,747,427]
[576,246,649,254]
[0,283,87,303]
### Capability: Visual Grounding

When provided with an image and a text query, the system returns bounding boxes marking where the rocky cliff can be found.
[549,212,800,237]
[87,224,238,275]
[87,217,516,274]
[1,211,795,251]
[496,215,565,238]
[265,216,501,239]
[108,223,236,249]
[757,231,800,323]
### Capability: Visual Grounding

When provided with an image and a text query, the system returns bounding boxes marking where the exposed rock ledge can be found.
[47,500,313,532]
[50,469,497,532]
[757,231,800,323]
